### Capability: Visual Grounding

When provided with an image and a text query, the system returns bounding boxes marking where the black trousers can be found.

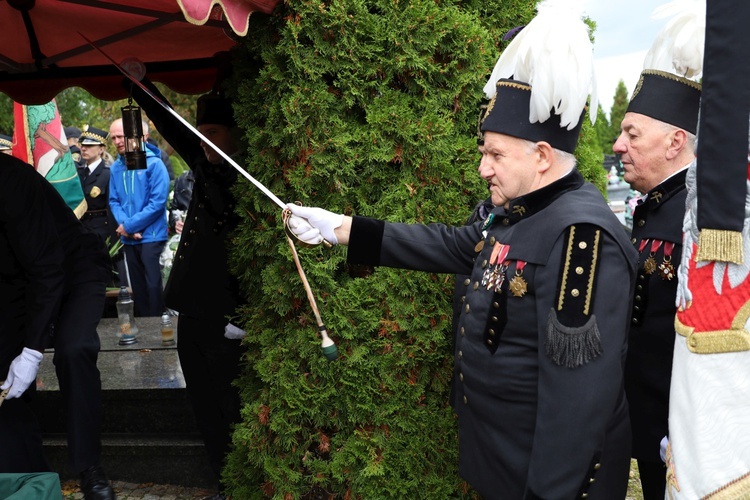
[124,241,165,317]
[52,277,106,474]
[637,459,666,500]
[176,314,245,485]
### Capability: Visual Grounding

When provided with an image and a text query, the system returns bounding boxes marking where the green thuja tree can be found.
[224,0,605,497]
[608,79,630,145]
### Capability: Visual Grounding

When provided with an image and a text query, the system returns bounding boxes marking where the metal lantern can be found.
[121,101,147,170]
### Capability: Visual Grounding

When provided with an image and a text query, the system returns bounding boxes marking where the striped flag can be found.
[12,100,87,218]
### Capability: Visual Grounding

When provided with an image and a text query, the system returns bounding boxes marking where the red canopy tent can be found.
[0,0,281,104]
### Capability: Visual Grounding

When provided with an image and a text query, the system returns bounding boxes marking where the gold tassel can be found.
[696,229,744,264]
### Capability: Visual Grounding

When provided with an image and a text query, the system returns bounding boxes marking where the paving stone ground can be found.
[61,479,216,499]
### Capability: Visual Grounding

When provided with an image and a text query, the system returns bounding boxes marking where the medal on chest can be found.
[509,260,528,297]
[642,239,663,275]
[658,241,676,280]
[481,242,510,293]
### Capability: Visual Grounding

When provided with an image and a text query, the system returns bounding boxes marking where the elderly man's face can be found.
[614,112,675,193]
[109,121,127,156]
[198,123,238,164]
[477,131,538,208]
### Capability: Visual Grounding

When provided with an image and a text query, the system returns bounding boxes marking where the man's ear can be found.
[536,141,554,172]
[666,129,688,160]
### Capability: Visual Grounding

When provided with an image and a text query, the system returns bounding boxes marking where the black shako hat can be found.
[481,79,585,154]
[627,70,701,134]
[196,93,236,128]
[0,134,12,151]
[79,125,109,146]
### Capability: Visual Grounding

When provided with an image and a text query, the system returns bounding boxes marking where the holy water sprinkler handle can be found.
[283,208,339,360]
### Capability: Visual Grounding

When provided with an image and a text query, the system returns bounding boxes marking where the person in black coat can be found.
[0,153,115,499]
[129,79,245,498]
[286,75,638,498]
[77,126,125,287]
[614,70,700,499]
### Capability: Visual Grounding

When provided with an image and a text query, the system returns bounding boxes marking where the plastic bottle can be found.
[116,286,138,345]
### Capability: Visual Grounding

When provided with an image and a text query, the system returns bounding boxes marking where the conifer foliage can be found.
[224,0,596,497]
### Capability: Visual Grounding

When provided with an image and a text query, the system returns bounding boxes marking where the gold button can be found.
[578,241,587,250]
[463,395,468,404]
[487,339,493,346]
[482,260,488,268]
[581,494,588,499]
[488,329,495,336]
[639,274,645,280]
[460,327,465,337]
[489,236,496,245]
[475,240,484,252]
[491,316,498,322]
[461,296,465,303]
[458,351,463,359]
[632,318,639,324]
[502,219,509,225]
[594,463,601,470]
[571,289,580,297]
[493,302,500,309]
[634,306,640,311]
[465,304,470,313]
[463,278,471,286]
[635,295,641,301]
[459,373,464,382]
[637,220,645,227]
[631,237,637,244]
[473,282,479,291]
[575,266,584,275]
[637,285,642,291]
[589,478,595,484]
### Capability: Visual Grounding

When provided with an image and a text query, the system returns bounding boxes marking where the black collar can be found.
[640,169,687,210]
[491,169,584,225]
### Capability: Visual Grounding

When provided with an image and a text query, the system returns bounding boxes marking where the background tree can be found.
[608,79,630,146]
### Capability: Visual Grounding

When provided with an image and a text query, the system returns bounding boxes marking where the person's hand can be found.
[286,204,344,246]
[133,233,143,241]
[1,348,43,399]
[660,436,669,463]
[224,323,246,340]
[116,223,128,237]
[175,220,184,235]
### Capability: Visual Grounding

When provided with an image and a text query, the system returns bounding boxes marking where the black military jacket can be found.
[79,160,118,247]
[625,169,687,460]
[131,84,242,320]
[348,171,638,499]
[0,155,109,372]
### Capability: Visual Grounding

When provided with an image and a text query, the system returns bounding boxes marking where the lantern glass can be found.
[121,105,147,170]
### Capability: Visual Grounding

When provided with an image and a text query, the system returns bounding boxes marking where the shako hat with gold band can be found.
[0,134,11,151]
[626,0,704,134]
[480,0,597,154]
[79,125,109,146]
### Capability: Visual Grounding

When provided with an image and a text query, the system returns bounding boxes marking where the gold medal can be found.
[658,261,675,280]
[643,256,657,274]
[509,260,528,297]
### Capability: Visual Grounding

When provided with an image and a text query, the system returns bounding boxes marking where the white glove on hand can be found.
[1,347,43,399]
[659,435,669,463]
[286,204,344,246]
[224,323,246,340]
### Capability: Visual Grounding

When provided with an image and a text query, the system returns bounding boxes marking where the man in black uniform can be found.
[286,5,639,492]
[0,153,115,499]
[128,79,245,498]
[615,71,701,498]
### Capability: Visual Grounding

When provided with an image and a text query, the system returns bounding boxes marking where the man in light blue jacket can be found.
[108,118,169,317]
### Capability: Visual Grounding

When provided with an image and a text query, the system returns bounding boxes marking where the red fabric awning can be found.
[0,0,280,104]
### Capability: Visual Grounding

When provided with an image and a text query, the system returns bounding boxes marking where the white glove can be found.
[286,204,344,246]
[1,347,43,399]
[224,323,246,340]
[659,435,669,463]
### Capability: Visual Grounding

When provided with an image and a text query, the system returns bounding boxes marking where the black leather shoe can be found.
[80,465,116,500]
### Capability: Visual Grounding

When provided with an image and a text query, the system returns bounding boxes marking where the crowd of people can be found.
[2,0,749,499]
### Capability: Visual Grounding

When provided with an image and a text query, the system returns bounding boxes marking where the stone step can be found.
[42,433,215,488]
[31,316,215,489]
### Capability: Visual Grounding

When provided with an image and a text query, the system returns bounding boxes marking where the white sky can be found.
[584,0,663,116]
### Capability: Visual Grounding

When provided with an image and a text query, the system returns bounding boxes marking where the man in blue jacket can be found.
[108,118,169,317]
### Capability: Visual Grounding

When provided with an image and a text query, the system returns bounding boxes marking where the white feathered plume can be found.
[482,0,597,130]
[643,0,705,79]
